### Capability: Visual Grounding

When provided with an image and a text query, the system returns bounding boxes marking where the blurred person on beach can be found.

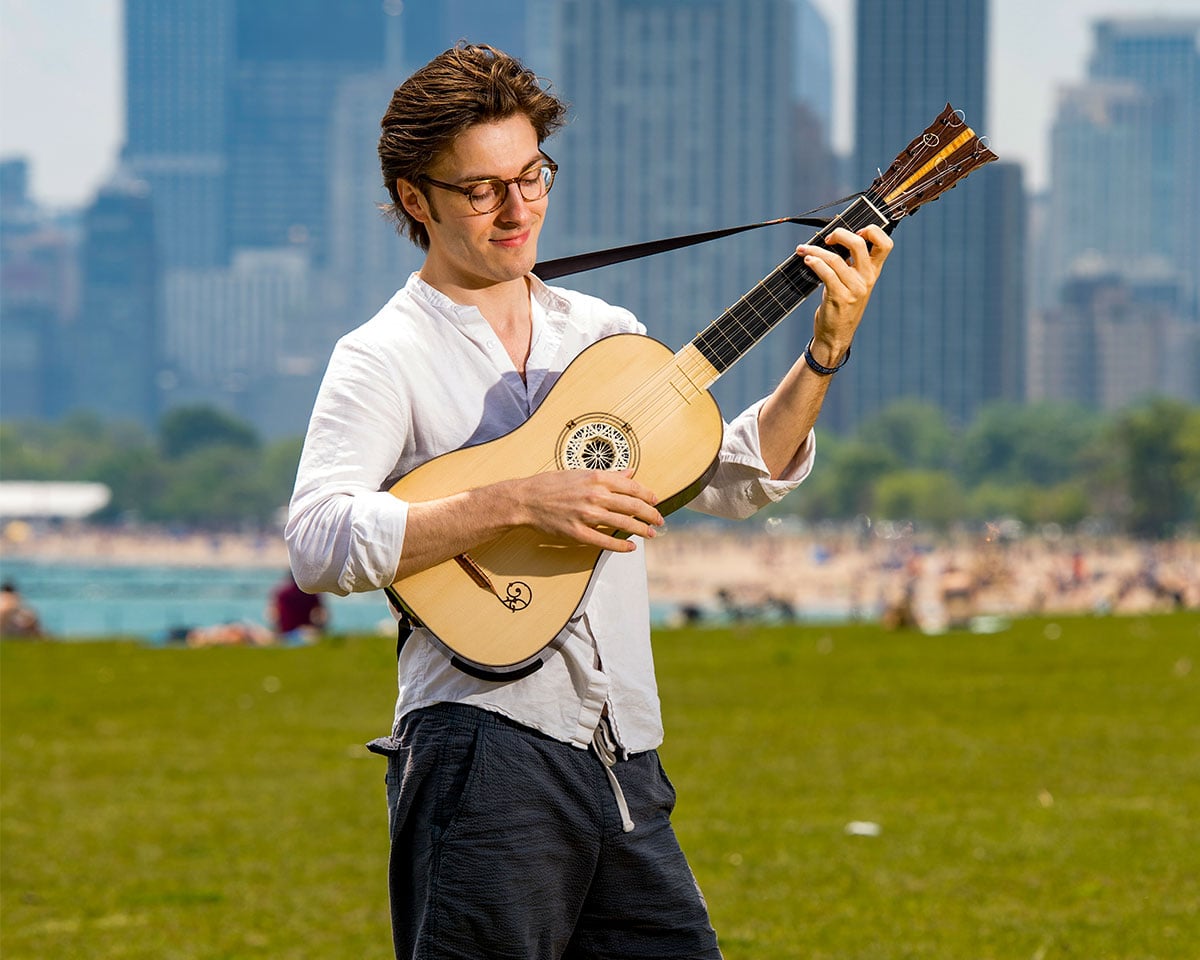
[268,571,327,644]
[940,560,976,630]
[185,620,274,648]
[0,581,45,639]
[285,43,892,960]
[882,576,920,631]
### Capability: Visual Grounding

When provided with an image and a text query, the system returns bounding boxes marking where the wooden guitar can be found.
[384,103,997,678]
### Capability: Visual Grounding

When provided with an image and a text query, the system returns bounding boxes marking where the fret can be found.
[690,195,889,375]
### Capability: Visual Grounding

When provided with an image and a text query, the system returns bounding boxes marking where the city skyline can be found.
[2,1,1197,438]
[4,0,1200,208]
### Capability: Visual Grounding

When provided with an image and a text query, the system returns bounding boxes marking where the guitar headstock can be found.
[869,103,998,220]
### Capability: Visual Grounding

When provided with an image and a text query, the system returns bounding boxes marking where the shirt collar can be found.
[526,272,573,316]
[403,272,475,319]
[402,271,571,317]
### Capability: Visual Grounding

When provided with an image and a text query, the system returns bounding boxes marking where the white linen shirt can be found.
[286,272,815,753]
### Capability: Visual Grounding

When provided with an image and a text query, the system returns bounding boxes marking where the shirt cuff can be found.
[338,490,410,594]
[686,399,816,519]
[724,398,816,495]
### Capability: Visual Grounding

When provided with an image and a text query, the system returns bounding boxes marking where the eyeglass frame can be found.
[417,154,558,215]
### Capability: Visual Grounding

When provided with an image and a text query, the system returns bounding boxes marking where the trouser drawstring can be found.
[591,719,635,833]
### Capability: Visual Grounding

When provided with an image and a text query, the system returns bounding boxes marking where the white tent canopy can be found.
[0,482,112,519]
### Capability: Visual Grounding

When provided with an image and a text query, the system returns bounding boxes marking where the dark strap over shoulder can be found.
[532,213,837,281]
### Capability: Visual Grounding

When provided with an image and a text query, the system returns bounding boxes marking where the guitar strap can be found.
[531,200,853,281]
[396,618,413,660]
[386,590,415,659]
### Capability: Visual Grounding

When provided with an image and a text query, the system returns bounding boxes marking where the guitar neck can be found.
[687,193,891,384]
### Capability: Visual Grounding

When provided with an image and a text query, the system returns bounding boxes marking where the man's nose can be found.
[496,182,533,219]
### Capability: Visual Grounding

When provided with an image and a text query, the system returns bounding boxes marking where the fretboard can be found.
[690,193,890,376]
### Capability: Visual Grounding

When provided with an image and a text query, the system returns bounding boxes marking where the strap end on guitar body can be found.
[449,655,545,682]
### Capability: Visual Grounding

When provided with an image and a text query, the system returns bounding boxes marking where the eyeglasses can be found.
[418,155,558,214]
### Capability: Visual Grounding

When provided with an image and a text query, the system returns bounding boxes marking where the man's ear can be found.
[397,179,433,225]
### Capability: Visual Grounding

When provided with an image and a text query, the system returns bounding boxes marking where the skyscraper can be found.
[1034,17,1200,409]
[123,0,232,269]
[227,0,389,265]
[1045,82,1159,307]
[1030,272,1199,410]
[829,0,1021,431]
[75,179,161,426]
[546,0,835,417]
[1077,18,1198,318]
[0,159,80,419]
[118,0,401,433]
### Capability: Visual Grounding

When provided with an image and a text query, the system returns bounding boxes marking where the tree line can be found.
[0,407,302,530]
[771,397,1200,539]
[2,397,1198,538]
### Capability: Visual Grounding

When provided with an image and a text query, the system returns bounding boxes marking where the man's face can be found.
[407,114,549,292]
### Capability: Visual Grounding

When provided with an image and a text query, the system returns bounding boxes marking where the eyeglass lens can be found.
[467,164,556,213]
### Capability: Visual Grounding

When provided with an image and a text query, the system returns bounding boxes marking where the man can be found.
[286,43,892,960]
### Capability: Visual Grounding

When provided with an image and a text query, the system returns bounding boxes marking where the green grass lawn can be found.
[2,613,1198,959]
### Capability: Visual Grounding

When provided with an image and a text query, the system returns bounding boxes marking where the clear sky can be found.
[2,0,1199,208]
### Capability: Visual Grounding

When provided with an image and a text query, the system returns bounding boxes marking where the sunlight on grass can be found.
[3,613,1198,958]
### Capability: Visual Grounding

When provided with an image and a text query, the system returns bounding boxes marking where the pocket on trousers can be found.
[431,722,490,844]
[653,752,679,814]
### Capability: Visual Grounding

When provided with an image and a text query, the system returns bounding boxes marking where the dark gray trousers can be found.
[369,702,722,960]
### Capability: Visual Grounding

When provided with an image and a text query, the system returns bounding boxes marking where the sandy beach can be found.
[3,519,1197,629]
[647,523,1198,628]
[2,522,292,570]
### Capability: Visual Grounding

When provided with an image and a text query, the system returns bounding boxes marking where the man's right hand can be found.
[395,468,662,582]
[504,468,663,552]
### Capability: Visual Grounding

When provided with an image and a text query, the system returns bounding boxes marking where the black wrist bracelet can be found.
[803,337,851,375]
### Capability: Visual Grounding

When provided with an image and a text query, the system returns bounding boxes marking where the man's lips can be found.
[490,231,531,248]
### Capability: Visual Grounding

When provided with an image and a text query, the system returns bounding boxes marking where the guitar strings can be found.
[595,133,986,437]
[593,199,883,458]
[663,135,988,389]
[684,201,882,371]
[636,200,880,406]
[670,144,991,389]
[673,210,857,375]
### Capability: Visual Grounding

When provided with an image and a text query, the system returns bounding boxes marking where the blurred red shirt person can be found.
[269,572,326,642]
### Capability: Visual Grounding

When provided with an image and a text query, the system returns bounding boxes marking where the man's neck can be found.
[419,269,530,331]
[420,269,533,376]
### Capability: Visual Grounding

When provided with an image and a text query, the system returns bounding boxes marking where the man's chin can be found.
[493,246,539,281]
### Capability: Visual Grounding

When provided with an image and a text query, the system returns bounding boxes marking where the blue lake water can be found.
[0,558,826,642]
[0,558,396,640]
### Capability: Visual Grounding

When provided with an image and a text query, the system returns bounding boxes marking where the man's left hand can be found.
[795,224,893,366]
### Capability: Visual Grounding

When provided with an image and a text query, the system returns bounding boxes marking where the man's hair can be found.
[379,43,568,250]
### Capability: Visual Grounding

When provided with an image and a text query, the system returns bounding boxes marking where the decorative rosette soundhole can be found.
[557,416,638,472]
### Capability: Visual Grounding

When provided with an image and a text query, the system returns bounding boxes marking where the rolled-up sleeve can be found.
[686,398,816,520]
[284,336,412,596]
